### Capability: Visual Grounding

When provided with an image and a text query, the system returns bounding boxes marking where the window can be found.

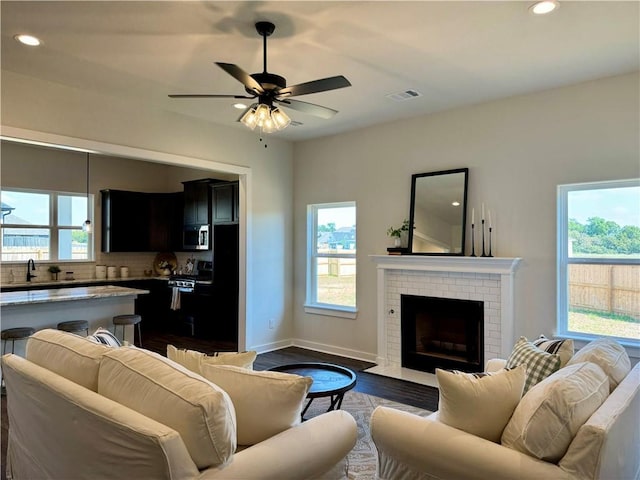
[557,179,640,345]
[306,202,357,317]
[1,188,94,262]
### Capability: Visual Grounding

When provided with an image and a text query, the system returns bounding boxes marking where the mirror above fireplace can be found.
[408,168,469,255]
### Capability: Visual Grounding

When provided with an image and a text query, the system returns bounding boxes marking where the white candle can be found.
[489,210,492,228]
[482,203,485,221]
[472,208,475,225]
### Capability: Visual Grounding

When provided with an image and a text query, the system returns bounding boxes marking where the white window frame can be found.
[305,201,357,319]
[1,187,95,263]
[557,178,640,349]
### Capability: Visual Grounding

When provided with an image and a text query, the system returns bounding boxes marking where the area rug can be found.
[304,391,432,479]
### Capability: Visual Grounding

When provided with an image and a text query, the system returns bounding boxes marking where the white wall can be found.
[1,70,295,351]
[293,72,640,361]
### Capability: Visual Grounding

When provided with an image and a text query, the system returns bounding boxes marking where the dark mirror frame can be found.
[408,168,469,256]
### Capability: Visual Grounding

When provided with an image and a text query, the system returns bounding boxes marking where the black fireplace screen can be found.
[401,294,484,373]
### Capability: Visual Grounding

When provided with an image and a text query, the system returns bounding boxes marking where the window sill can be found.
[557,333,640,360]
[304,304,358,319]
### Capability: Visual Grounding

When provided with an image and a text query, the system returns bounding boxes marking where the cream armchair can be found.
[371,361,640,480]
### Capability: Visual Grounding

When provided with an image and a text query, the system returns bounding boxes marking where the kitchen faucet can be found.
[26,258,37,282]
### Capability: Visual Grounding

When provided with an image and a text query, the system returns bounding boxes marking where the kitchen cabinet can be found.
[101,190,150,252]
[101,190,181,252]
[183,179,212,226]
[149,192,182,252]
[211,181,239,224]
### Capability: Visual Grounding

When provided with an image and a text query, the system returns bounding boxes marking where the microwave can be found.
[183,224,210,250]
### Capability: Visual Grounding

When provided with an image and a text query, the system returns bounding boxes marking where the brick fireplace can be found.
[368,255,521,385]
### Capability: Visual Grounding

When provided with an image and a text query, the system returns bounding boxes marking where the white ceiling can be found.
[2,1,638,142]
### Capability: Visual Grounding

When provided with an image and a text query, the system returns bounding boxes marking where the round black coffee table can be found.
[269,362,357,419]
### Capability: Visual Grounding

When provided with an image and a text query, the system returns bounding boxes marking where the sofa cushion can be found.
[25,328,111,391]
[506,337,562,393]
[532,335,573,368]
[435,365,526,443]
[98,347,237,469]
[201,363,313,446]
[87,327,121,348]
[566,337,630,392]
[501,361,609,463]
[167,344,257,373]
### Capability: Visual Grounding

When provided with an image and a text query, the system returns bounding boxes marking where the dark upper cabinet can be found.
[183,179,211,226]
[149,192,183,252]
[101,190,182,252]
[211,181,239,224]
[101,190,150,252]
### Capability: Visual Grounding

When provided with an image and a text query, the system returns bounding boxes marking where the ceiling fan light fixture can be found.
[261,116,277,134]
[271,107,291,130]
[240,107,258,130]
[254,104,271,124]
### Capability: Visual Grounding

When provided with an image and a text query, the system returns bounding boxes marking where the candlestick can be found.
[471,223,476,257]
[488,226,494,257]
[481,219,487,257]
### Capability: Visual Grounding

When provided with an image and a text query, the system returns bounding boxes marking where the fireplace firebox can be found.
[401,294,484,373]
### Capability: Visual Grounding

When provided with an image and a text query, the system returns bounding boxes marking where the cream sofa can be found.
[2,329,357,480]
[371,341,640,480]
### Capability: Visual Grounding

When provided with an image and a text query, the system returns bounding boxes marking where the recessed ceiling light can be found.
[529,1,559,15]
[233,103,247,109]
[14,34,41,46]
[452,201,460,207]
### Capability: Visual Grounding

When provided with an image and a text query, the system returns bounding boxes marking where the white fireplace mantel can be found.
[369,255,521,275]
[370,255,522,380]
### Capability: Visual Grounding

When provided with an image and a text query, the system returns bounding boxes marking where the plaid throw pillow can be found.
[532,335,574,367]
[506,337,561,393]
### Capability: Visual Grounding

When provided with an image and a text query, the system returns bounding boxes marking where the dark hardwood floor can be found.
[1,330,438,479]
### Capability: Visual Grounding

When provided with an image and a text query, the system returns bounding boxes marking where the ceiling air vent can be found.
[386,89,422,102]
[290,120,304,127]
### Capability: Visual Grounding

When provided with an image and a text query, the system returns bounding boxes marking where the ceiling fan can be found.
[169,21,352,131]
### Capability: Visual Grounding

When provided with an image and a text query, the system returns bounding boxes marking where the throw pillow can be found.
[98,347,237,469]
[566,337,631,392]
[506,337,561,393]
[25,328,112,391]
[167,344,257,374]
[200,363,313,446]
[435,365,526,443]
[532,335,574,368]
[87,327,121,348]
[501,361,609,463]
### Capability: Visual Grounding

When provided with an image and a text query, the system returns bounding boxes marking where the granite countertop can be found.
[0,285,150,307]
[2,276,170,290]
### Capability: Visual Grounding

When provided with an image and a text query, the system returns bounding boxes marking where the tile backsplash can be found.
[1,251,211,285]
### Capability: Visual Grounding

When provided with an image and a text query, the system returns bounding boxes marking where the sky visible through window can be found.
[568,186,639,228]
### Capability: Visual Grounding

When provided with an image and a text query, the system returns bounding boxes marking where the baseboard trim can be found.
[292,339,378,364]
[249,338,378,364]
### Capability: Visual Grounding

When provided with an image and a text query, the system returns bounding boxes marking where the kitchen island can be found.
[1,285,149,356]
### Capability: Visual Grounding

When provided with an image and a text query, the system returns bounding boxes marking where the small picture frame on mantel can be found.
[387,247,409,255]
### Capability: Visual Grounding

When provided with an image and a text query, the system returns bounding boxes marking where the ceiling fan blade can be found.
[215,62,264,94]
[169,94,256,99]
[276,99,338,119]
[277,75,351,97]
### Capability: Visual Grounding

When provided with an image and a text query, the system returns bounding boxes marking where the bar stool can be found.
[1,327,36,394]
[113,314,142,347]
[57,320,89,336]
